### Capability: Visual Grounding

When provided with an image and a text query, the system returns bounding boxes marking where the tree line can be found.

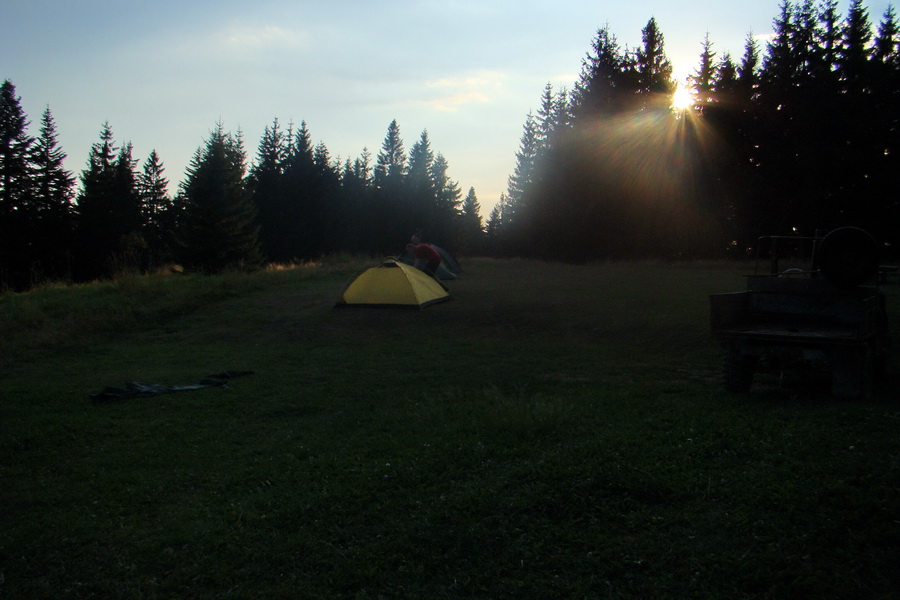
[492,0,899,261]
[0,86,485,289]
[3,0,899,289]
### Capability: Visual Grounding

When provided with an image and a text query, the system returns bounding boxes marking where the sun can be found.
[672,82,696,112]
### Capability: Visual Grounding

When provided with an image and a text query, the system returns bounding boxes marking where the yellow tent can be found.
[335,259,450,308]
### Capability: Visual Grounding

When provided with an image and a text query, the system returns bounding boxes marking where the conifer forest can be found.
[2,0,899,290]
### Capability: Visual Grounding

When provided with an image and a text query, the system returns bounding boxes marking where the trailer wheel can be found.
[724,348,755,393]
[832,347,874,399]
[818,227,879,288]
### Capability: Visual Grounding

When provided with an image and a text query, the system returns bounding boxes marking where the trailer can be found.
[710,227,890,398]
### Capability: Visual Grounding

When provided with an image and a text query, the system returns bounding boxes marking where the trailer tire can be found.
[724,348,755,393]
[832,347,874,399]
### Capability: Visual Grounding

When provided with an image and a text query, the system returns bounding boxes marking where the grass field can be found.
[2,258,899,599]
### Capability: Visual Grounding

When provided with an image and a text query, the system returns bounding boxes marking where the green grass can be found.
[2,258,899,599]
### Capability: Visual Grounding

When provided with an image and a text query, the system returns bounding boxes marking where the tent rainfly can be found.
[335,259,450,308]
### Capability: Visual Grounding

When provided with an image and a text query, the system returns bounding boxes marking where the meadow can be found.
[2,258,899,599]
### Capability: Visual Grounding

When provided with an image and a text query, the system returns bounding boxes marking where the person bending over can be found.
[406,243,441,276]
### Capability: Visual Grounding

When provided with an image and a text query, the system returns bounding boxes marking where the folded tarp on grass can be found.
[90,370,254,401]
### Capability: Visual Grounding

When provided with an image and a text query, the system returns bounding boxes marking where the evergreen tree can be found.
[714,52,739,97]
[249,119,290,261]
[179,123,260,273]
[371,120,407,251]
[25,106,75,284]
[113,142,142,232]
[137,150,173,267]
[406,130,434,186]
[737,33,761,100]
[874,4,900,65]
[289,121,315,172]
[0,80,34,286]
[791,0,825,81]
[311,139,342,254]
[485,193,508,256]
[406,130,436,234]
[503,111,539,227]
[353,147,373,186]
[341,147,373,253]
[872,5,900,244]
[534,84,572,153]
[31,107,74,219]
[635,17,674,100]
[692,33,717,107]
[757,1,809,234]
[429,152,461,246]
[374,119,406,187]
[817,0,843,78]
[763,1,798,90]
[572,25,628,116]
[75,123,143,278]
[536,83,558,147]
[0,80,33,219]
[838,0,873,93]
[312,140,334,177]
[280,121,324,259]
[459,186,483,255]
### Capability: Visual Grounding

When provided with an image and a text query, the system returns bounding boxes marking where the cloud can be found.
[411,70,507,112]
[426,71,508,90]
[220,23,309,51]
[164,22,309,65]
[414,92,490,113]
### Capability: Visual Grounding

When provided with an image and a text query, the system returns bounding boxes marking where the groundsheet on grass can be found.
[90,370,254,401]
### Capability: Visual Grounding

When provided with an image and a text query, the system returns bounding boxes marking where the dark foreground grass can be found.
[2,259,899,599]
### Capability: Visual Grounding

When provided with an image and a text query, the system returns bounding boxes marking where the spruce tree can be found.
[406,129,435,233]
[250,119,289,261]
[75,123,143,278]
[872,5,900,248]
[179,123,261,273]
[838,0,873,93]
[874,4,899,65]
[372,120,407,251]
[737,33,761,101]
[374,119,406,187]
[485,194,507,255]
[341,147,373,253]
[29,107,75,282]
[0,80,33,218]
[0,80,34,287]
[311,140,342,254]
[137,150,173,267]
[572,25,628,117]
[762,1,798,91]
[635,18,674,100]
[0,81,34,288]
[504,111,539,227]
[406,130,434,188]
[280,121,320,259]
[714,53,739,97]
[536,83,557,147]
[429,152,461,246]
[790,0,825,81]
[459,186,483,255]
[353,147,373,186]
[31,107,74,218]
[692,33,717,107]
[817,0,843,78]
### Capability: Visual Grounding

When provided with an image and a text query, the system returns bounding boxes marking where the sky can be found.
[1,0,894,216]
